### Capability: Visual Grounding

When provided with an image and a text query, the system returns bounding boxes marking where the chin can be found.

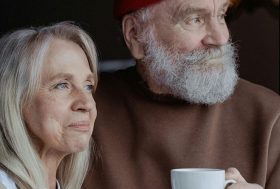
[67,138,91,153]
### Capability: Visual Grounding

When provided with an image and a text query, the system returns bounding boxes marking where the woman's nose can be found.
[71,89,95,112]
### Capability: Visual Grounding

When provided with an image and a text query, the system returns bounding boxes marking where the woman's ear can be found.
[122,15,145,60]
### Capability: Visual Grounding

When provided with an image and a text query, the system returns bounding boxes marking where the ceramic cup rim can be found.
[171,168,225,173]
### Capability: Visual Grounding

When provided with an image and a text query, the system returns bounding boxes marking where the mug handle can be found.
[224,179,237,188]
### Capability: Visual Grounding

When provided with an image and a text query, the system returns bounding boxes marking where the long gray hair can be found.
[0,22,98,189]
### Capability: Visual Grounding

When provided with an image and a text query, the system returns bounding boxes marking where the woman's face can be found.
[23,39,97,155]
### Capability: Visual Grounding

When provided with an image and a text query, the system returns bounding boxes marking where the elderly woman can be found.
[0,22,98,189]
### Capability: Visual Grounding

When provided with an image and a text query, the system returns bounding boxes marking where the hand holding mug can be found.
[225,168,263,189]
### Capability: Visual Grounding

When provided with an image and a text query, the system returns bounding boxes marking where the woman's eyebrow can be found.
[47,73,73,81]
[86,74,95,83]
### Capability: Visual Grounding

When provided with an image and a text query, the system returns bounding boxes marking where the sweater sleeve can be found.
[265,115,280,189]
[0,170,17,189]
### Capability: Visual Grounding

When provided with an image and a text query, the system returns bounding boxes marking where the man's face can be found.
[136,0,238,104]
[150,0,230,53]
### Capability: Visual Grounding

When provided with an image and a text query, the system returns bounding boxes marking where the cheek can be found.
[89,106,97,133]
[24,100,67,139]
[223,27,230,40]
[157,25,204,53]
[177,35,202,52]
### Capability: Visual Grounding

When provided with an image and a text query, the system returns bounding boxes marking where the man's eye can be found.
[192,17,203,23]
[218,13,227,21]
[54,82,68,89]
[185,16,204,25]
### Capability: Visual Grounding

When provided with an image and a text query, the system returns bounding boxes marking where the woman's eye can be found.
[54,82,69,89]
[84,84,94,92]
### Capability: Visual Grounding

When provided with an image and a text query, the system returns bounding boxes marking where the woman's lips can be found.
[68,121,91,131]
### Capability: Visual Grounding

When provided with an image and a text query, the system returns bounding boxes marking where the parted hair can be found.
[0,21,98,189]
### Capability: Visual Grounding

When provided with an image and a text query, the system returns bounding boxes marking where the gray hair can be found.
[0,22,98,189]
[133,7,153,24]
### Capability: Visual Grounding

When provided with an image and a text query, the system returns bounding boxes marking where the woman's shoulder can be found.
[0,169,17,189]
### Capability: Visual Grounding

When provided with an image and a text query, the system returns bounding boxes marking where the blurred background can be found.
[0,0,279,93]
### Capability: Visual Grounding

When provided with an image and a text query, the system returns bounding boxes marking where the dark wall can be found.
[228,1,279,94]
[0,0,279,93]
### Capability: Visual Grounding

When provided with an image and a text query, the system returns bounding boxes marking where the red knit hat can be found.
[113,0,240,19]
[114,0,162,19]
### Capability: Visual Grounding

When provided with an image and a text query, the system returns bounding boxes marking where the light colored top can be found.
[0,169,17,189]
[0,169,61,189]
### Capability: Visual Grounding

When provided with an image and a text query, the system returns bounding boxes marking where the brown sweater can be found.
[84,67,280,189]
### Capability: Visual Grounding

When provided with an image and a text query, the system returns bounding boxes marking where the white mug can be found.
[171,168,236,189]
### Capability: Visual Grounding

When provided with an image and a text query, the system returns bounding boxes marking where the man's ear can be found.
[122,15,145,60]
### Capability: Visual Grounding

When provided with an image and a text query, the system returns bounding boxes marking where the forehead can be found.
[158,0,230,14]
[41,39,92,78]
[44,39,87,66]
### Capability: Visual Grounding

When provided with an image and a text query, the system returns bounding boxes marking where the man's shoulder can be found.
[237,79,279,99]
[233,78,280,111]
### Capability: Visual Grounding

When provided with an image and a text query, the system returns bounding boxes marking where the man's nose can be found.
[202,19,229,47]
[71,89,95,112]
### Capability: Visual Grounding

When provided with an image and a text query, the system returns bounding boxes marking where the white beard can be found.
[139,28,239,105]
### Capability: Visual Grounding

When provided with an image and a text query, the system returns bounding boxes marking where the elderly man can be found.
[84,0,280,188]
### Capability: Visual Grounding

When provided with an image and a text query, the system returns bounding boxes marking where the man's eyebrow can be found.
[175,7,208,18]
[172,6,208,22]
[219,2,230,12]
[173,2,230,20]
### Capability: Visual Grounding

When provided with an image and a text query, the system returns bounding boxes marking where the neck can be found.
[39,149,65,189]
[136,61,170,95]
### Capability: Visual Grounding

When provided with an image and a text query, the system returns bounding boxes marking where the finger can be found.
[226,182,263,189]
[225,167,246,183]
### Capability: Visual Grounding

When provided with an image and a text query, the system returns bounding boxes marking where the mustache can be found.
[178,43,237,65]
